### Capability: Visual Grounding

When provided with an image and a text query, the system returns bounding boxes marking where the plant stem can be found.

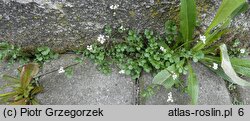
[35,62,80,79]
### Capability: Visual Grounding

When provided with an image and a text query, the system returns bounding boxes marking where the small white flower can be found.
[172,73,178,80]
[87,45,93,51]
[240,48,246,54]
[119,70,125,74]
[167,92,174,103]
[160,46,166,52]
[212,63,218,70]
[97,34,106,44]
[110,4,119,10]
[199,35,206,44]
[119,26,126,31]
[58,67,65,74]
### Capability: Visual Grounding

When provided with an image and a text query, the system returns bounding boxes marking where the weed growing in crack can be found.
[228,39,249,58]
[34,47,59,64]
[0,42,29,65]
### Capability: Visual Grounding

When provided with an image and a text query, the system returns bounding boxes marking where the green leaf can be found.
[65,67,74,78]
[231,58,250,68]
[206,0,247,34]
[152,70,175,89]
[0,92,17,98]
[20,63,40,89]
[2,75,19,83]
[11,98,27,105]
[37,57,43,61]
[161,78,176,89]
[37,47,43,52]
[202,61,234,83]
[31,99,40,105]
[187,62,198,105]
[41,48,50,55]
[31,86,43,96]
[180,0,196,44]
[233,65,250,78]
[220,44,250,87]
[0,92,18,102]
[193,28,228,51]
[152,70,171,85]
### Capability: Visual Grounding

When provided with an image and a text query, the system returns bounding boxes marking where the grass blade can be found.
[206,0,247,34]
[180,0,196,46]
[187,62,198,105]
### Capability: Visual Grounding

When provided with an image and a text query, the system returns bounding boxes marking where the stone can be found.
[0,0,249,52]
[0,62,20,104]
[235,56,250,105]
[0,0,178,52]
[192,62,232,105]
[36,54,134,105]
[140,62,232,105]
[237,80,250,105]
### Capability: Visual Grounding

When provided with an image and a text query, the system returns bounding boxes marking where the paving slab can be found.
[36,54,134,105]
[192,63,232,105]
[0,62,21,104]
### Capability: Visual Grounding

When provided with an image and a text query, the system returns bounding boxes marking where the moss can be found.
[129,10,136,17]
[148,1,180,25]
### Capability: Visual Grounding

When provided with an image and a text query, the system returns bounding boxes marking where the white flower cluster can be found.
[97,34,106,44]
[212,63,218,70]
[199,35,206,44]
[58,66,65,74]
[240,48,246,54]
[87,45,93,51]
[160,46,166,53]
[172,73,178,80]
[167,92,174,103]
[119,70,125,74]
[110,4,119,10]
[119,26,126,31]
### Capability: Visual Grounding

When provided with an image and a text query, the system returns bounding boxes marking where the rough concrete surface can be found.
[192,62,232,105]
[236,56,250,105]
[36,54,134,105]
[0,62,20,94]
[237,81,250,105]
[0,0,249,51]
[0,0,178,51]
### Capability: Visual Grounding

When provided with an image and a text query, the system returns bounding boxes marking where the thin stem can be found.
[35,62,80,79]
